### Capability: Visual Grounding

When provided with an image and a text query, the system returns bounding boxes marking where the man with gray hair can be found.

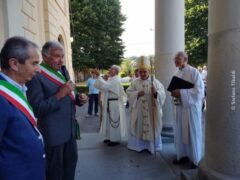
[171,51,204,169]
[26,40,87,180]
[0,36,45,179]
[94,65,127,146]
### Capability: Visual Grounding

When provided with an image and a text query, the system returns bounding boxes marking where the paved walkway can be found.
[74,103,199,180]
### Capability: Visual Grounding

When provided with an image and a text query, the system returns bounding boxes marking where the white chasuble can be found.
[127,77,165,153]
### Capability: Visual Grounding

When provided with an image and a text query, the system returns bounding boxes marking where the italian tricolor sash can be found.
[0,80,37,127]
[39,63,75,101]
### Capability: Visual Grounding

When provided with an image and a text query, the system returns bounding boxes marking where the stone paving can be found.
[74,103,202,180]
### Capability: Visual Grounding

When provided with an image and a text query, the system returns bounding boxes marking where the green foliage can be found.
[70,0,126,70]
[185,0,208,66]
[120,58,135,77]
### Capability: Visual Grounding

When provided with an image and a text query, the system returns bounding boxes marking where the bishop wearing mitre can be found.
[126,56,166,154]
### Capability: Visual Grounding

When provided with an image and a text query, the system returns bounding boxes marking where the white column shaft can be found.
[155,0,185,125]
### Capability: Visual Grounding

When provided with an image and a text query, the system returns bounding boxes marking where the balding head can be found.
[109,65,121,77]
[111,65,121,73]
[174,51,188,68]
[176,51,188,61]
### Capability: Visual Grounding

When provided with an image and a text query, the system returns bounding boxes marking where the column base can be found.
[198,161,238,180]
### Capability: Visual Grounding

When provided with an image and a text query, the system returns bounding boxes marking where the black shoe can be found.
[108,141,120,146]
[138,149,151,154]
[172,157,189,165]
[103,139,110,143]
[190,162,198,169]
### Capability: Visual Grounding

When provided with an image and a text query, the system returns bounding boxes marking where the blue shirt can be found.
[87,77,99,94]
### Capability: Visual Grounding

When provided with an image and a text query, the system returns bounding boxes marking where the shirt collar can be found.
[0,72,28,94]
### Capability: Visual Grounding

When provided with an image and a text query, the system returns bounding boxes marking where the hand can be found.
[103,74,109,81]
[151,83,157,95]
[69,80,75,89]
[138,91,145,98]
[171,89,181,98]
[56,80,74,100]
[151,84,158,98]
[78,93,88,105]
[94,69,100,77]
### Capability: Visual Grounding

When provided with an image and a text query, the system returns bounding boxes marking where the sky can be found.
[120,0,154,58]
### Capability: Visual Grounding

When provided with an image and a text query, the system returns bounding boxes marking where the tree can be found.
[70,0,126,71]
[120,58,135,77]
[185,0,208,66]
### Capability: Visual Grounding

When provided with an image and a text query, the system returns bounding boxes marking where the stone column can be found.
[155,0,185,126]
[198,0,240,179]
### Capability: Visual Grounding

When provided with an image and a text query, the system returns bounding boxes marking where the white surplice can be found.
[94,75,127,142]
[126,77,166,154]
[173,65,204,165]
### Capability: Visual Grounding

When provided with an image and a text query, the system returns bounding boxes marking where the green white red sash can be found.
[39,63,75,101]
[0,80,37,127]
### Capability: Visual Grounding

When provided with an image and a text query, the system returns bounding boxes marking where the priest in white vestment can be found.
[171,51,204,168]
[94,65,127,146]
[127,56,166,154]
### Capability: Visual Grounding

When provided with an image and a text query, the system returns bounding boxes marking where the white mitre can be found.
[137,56,151,70]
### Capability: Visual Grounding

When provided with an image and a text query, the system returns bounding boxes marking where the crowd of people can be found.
[0,36,205,179]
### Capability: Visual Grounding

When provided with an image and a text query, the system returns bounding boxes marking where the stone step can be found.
[161,125,174,143]
[180,169,198,180]
[161,125,174,138]
[162,136,174,143]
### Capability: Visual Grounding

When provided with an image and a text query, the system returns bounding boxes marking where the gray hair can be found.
[111,65,121,74]
[176,51,188,61]
[42,41,64,56]
[0,36,38,70]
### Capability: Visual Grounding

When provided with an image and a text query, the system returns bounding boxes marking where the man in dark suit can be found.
[26,41,87,180]
[0,36,45,179]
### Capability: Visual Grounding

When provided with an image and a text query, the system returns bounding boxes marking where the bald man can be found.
[171,51,204,169]
[94,65,127,146]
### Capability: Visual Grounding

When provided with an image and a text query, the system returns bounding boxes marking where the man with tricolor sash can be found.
[0,36,45,179]
[26,41,87,180]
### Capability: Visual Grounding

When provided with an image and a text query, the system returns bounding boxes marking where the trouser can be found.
[45,138,78,180]
[88,94,99,115]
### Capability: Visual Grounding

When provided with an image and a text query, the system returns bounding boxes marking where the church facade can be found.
[0,0,74,77]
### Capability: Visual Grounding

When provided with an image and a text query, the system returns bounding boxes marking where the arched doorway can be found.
[57,34,66,65]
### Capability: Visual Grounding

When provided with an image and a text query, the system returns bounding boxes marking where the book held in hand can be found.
[167,76,194,92]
